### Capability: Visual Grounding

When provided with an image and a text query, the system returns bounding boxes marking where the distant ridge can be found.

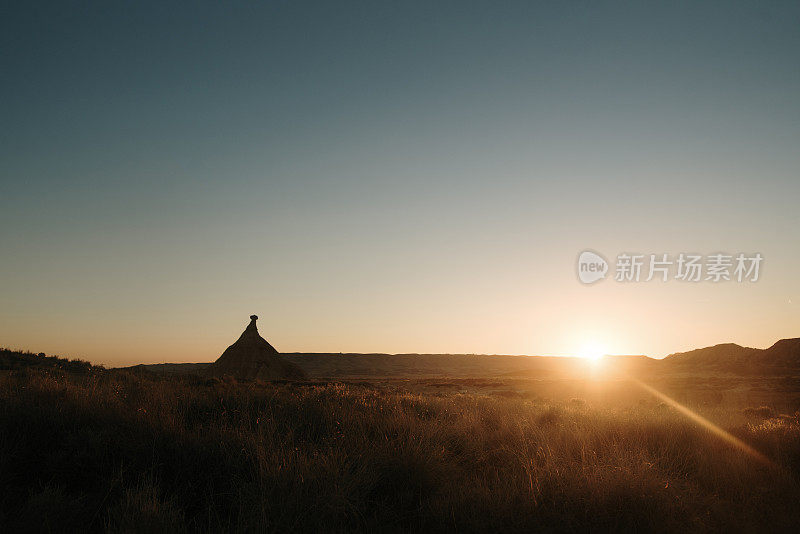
[663,338,800,373]
[124,338,800,379]
[757,338,800,367]
[662,343,757,366]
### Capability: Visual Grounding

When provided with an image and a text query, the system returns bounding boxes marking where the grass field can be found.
[2,352,800,532]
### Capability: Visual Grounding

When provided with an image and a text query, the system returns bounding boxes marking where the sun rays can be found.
[629,377,775,468]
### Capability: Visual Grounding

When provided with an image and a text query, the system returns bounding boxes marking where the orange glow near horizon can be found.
[578,340,608,361]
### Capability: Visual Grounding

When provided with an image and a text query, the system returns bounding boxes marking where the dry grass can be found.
[1,364,799,532]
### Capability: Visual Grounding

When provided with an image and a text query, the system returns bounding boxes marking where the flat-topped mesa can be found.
[208,314,305,381]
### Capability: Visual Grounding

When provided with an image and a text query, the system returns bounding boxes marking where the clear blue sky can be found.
[2,1,799,365]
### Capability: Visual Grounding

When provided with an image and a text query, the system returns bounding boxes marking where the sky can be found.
[1,1,799,366]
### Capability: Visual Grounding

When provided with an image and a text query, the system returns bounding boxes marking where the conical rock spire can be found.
[208,315,305,380]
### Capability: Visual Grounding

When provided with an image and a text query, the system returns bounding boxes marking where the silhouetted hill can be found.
[663,338,800,374]
[0,348,97,375]
[663,343,757,366]
[757,338,800,368]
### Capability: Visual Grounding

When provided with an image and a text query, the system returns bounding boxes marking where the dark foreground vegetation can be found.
[2,349,800,532]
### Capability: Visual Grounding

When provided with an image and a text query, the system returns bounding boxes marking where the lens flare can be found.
[630,377,774,467]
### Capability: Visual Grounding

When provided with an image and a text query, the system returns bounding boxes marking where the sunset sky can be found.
[2,1,799,366]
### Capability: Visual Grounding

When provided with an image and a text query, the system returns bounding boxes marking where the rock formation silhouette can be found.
[208,315,305,380]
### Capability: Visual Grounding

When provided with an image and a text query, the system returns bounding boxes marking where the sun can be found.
[578,341,607,361]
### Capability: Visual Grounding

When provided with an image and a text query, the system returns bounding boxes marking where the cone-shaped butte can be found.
[208,315,305,380]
